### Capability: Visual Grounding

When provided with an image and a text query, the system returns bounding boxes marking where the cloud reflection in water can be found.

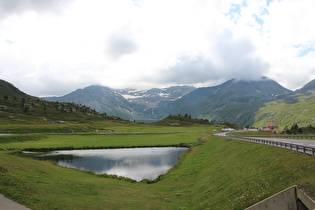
[41,147,187,181]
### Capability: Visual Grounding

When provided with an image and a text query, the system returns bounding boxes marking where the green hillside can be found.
[253,90,315,130]
[0,79,124,133]
[0,79,35,100]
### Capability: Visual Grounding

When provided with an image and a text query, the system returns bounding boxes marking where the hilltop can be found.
[151,114,213,126]
[0,79,34,100]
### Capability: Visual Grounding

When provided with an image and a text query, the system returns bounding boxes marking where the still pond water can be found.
[38,147,187,181]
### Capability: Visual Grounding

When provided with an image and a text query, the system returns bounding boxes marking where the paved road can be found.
[0,194,30,210]
[214,132,315,156]
[248,137,315,147]
[254,138,315,148]
[215,132,315,146]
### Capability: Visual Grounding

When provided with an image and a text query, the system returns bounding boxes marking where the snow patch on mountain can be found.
[121,94,142,99]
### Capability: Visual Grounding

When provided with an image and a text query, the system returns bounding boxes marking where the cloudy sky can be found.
[1,0,315,96]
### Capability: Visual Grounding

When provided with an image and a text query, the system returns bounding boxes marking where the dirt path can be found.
[0,194,30,210]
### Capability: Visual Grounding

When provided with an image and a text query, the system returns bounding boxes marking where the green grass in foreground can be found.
[1,133,315,209]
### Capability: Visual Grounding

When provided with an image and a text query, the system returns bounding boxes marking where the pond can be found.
[36,147,187,181]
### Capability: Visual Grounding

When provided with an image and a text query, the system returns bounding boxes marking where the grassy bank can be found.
[1,133,315,209]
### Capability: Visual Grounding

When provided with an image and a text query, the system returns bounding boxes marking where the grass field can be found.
[0,132,207,150]
[1,126,315,209]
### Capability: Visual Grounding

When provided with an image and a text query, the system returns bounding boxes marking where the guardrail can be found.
[215,134,315,157]
[238,135,315,139]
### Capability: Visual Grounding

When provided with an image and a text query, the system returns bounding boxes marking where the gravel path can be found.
[0,194,30,210]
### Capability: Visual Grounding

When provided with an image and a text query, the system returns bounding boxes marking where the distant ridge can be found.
[161,77,293,126]
[44,85,140,121]
[44,85,196,122]
[297,79,315,93]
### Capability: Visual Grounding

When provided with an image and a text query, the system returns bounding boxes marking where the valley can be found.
[1,78,315,209]
[1,1,315,209]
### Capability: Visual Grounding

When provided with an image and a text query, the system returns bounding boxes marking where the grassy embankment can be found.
[228,130,278,136]
[1,128,315,209]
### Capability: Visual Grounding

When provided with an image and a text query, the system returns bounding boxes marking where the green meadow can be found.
[1,125,315,209]
[0,131,205,150]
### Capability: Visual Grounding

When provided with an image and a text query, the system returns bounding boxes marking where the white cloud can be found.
[0,0,74,18]
[0,0,315,96]
[147,30,269,86]
[105,26,139,60]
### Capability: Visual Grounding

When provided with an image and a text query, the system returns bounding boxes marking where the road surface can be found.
[0,194,30,210]
[214,132,315,156]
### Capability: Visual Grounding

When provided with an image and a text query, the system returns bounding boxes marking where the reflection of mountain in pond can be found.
[39,147,187,181]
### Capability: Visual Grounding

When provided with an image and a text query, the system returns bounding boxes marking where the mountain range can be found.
[44,85,196,122]
[1,77,314,128]
[43,77,315,127]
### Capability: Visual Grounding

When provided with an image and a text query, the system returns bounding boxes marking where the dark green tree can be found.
[290,123,299,134]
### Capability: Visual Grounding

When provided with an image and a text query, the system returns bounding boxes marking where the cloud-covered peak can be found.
[146,30,269,86]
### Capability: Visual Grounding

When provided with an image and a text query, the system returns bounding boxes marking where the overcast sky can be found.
[1,0,315,96]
